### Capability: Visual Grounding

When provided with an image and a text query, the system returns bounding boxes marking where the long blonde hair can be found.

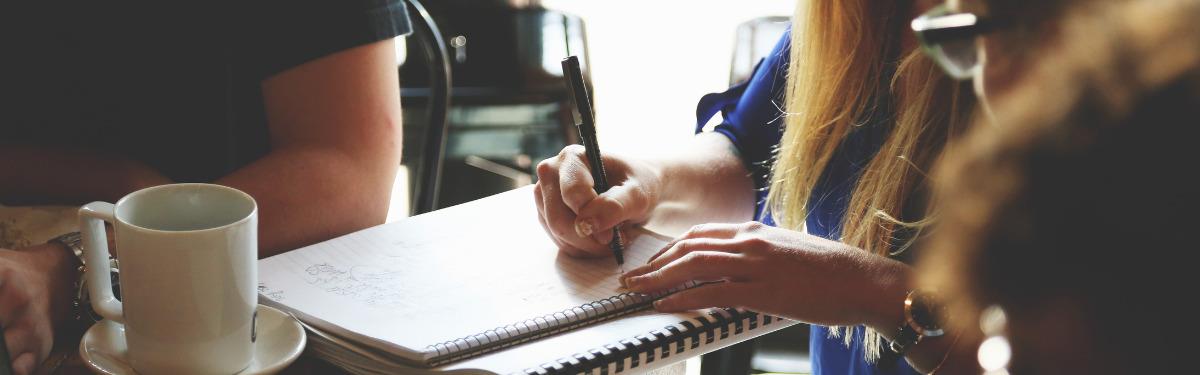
[766,0,975,361]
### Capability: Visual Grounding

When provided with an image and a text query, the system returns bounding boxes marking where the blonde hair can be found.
[766,0,975,361]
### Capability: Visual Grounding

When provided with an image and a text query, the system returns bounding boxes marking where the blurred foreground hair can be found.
[925,1,1200,373]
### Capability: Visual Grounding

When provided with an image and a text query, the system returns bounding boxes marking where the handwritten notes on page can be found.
[257,186,670,363]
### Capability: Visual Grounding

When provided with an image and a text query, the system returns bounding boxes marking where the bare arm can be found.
[218,38,402,257]
[3,38,402,258]
[642,132,757,234]
[0,146,170,205]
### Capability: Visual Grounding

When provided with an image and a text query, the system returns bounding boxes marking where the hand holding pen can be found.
[560,56,626,266]
[533,144,663,256]
[531,57,664,261]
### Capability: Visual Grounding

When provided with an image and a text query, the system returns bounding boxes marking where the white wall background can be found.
[540,0,794,155]
[390,1,794,221]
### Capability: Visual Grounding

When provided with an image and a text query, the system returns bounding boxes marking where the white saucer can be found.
[79,304,307,375]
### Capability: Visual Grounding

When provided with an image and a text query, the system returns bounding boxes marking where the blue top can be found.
[695,32,917,375]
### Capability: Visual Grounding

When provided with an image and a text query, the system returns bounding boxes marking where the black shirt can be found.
[1,1,412,182]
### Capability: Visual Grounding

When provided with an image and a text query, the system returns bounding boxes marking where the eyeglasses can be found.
[911,5,1007,80]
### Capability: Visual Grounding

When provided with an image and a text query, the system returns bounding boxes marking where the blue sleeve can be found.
[695,31,789,193]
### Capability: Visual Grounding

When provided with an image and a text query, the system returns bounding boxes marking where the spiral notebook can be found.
[258,187,794,374]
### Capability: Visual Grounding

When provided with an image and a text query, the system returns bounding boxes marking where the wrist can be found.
[864,260,912,337]
[23,242,81,326]
[22,241,80,275]
[639,162,665,218]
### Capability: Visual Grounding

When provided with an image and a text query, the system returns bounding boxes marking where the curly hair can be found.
[924,1,1200,372]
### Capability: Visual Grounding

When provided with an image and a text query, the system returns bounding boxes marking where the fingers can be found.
[0,295,22,329]
[12,352,38,375]
[535,148,610,257]
[620,224,758,288]
[0,268,24,326]
[624,250,749,293]
[535,185,596,258]
[5,325,39,375]
[533,145,652,257]
[557,149,598,214]
[647,223,743,263]
[652,281,757,312]
[536,161,589,246]
[575,184,651,245]
[0,256,54,375]
[624,235,746,281]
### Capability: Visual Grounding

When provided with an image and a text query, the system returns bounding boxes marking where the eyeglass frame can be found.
[911,5,1010,80]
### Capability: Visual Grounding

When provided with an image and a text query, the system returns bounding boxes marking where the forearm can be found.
[643,132,756,234]
[216,146,398,257]
[0,145,171,205]
[239,38,401,257]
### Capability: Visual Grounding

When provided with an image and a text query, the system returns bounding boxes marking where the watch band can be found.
[49,231,85,265]
[890,323,921,354]
[49,231,119,325]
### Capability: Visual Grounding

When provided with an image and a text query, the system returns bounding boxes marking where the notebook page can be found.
[258,187,670,363]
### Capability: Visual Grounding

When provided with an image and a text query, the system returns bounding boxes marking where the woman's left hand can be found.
[621,222,910,330]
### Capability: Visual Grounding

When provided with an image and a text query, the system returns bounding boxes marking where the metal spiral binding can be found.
[516,308,784,375]
[426,281,699,366]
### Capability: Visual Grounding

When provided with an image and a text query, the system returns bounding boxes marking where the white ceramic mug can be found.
[80,183,258,374]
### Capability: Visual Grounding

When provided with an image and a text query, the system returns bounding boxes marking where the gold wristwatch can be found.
[889,289,947,354]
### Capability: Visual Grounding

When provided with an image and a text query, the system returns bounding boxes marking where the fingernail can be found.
[653,300,664,310]
[626,275,644,290]
[593,231,612,245]
[623,264,647,278]
[619,275,628,288]
[575,219,595,238]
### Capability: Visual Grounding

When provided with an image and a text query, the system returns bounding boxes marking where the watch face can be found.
[910,291,947,336]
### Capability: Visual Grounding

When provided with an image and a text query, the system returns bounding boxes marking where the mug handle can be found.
[80,202,123,323]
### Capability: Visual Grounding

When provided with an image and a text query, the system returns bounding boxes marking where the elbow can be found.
[380,112,404,168]
[357,111,403,170]
[344,111,403,179]
[348,115,403,226]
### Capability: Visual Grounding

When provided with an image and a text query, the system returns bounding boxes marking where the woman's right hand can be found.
[533,145,661,257]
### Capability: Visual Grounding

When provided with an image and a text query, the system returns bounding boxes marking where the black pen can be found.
[561,56,625,266]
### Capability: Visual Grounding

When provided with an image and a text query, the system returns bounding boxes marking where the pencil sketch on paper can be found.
[259,283,285,302]
[302,262,408,308]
